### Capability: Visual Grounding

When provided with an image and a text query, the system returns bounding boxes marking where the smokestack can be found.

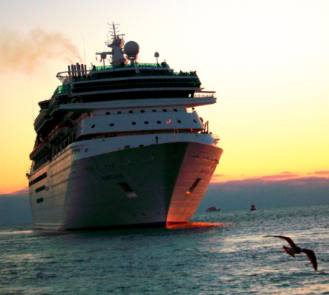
[76,63,81,78]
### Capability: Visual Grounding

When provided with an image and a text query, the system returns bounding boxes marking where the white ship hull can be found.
[29,138,222,230]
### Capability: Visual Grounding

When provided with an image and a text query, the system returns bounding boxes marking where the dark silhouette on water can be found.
[266,235,318,271]
[250,204,256,211]
[206,206,220,212]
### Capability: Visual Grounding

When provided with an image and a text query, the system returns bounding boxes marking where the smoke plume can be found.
[0,29,81,73]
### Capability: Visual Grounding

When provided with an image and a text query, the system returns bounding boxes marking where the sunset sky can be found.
[0,0,328,193]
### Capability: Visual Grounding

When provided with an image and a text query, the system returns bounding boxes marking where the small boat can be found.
[250,204,256,211]
[206,206,221,212]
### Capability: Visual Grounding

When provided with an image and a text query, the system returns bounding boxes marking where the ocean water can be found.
[0,205,328,295]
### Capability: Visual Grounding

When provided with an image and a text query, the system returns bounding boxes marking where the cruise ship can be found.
[27,25,223,230]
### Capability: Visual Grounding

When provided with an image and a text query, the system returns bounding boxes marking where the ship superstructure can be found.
[28,25,223,230]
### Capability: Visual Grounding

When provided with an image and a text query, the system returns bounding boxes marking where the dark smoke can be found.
[0,29,81,73]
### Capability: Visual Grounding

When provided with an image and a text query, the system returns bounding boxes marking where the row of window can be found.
[90,119,199,129]
[104,108,180,115]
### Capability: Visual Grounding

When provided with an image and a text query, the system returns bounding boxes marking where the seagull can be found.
[266,235,318,271]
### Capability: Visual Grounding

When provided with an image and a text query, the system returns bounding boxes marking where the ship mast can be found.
[96,23,127,67]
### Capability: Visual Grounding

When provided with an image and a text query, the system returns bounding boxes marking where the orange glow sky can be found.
[0,0,328,193]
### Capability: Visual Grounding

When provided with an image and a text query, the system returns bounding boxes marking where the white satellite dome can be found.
[124,41,139,60]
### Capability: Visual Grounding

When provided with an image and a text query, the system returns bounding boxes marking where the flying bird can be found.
[266,235,318,271]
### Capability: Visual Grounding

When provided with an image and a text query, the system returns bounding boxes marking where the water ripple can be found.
[0,205,328,294]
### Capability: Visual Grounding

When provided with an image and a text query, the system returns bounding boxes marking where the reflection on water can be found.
[0,205,328,294]
[0,230,34,236]
[166,221,226,230]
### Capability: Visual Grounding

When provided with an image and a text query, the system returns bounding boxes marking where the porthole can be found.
[193,119,198,123]
[129,110,133,114]
[152,109,157,112]
[132,122,136,125]
[140,110,145,113]
[177,120,182,124]
[106,112,110,115]
[91,124,95,128]
[110,123,115,127]
[144,121,149,125]
[157,120,161,124]
[117,111,122,114]
[173,109,178,112]
[162,109,167,112]
[36,197,44,204]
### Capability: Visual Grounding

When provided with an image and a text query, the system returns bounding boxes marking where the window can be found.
[110,123,115,127]
[106,112,110,115]
[36,197,44,203]
[140,110,145,113]
[157,120,161,124]
[91,124,95,128]
[162,109,167,112]
[132,122,136,125]
[152,109,157,112]
[193,119,198,123]
[177,120,182,124]
[117,111,122,114]
[144,121,149,125]
[129,110,133,114]
[173,108,178,112]
[35,185,46,193]
[29,172,47,186]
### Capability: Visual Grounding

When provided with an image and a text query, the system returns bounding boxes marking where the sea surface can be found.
[0,205,328,294]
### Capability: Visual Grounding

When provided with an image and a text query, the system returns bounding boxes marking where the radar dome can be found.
[124,41,139,59]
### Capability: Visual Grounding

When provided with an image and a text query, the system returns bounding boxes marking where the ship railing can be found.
[212,134,220,144]
[55,84,71,95]
[56,63,165,81]
[56,62,199,82]
[93,62,170,70]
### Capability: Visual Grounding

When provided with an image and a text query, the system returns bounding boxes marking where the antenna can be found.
[106,22,125,43]
[82,34,86,64]
[154,52,160,65]
[112,23,117,38]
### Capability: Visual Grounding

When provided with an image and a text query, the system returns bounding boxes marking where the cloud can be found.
[0,28,81,73]
[312,170,329,177]
[257,171,300,181]
[211,174,227,182]
[212,170,329,186]
[8,188,28,196]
